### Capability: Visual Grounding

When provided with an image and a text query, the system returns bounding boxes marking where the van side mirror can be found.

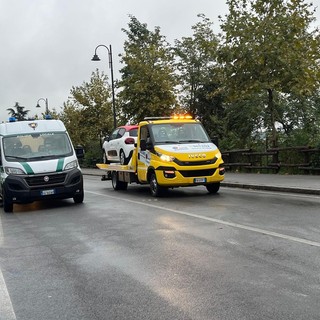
[74,145,85,159]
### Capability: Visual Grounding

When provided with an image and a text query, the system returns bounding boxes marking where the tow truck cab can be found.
[0,118,84,213]
[136,116,225,195]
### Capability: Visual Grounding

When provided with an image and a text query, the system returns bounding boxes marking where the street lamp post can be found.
[36,98,49,115]
[91,44,117,129]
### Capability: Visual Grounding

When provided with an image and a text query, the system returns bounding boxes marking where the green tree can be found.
[7,102,30,120]
[173,14,226,138]
[219,0,320,147]
[60,70,113,163]
[118,15,178,122]
[174,16,221,109]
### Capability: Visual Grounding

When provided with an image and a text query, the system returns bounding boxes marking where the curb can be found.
[221,182,320,196]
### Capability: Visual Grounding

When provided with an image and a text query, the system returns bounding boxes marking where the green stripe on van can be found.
[21,163,34,174]
[56,158,64,172]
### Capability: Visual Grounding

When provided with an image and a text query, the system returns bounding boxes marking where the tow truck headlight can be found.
[5,167,25,175]
[158,153,175,162]
[64,160,78,170]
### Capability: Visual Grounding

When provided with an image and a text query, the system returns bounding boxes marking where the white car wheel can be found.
[120,150,127,165]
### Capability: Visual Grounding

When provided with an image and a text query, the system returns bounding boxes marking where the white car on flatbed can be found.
[102,125,138,165]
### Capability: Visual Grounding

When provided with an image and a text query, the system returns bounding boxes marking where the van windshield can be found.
[3,132,73,161]
[150,123,211,144]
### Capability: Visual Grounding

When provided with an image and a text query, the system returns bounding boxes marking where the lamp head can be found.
[36,103,41,108]
[91,54,100,61]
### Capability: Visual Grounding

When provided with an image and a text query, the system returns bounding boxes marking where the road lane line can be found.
[0,270,16,320]
[88,191,320,248]
[0,218,17,320]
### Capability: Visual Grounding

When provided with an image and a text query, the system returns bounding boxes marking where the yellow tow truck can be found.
[97,115,225,196]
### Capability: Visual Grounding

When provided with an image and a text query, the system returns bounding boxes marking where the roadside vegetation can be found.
[7,0,320,166]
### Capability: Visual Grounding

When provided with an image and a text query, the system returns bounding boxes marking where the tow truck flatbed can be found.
[96,163,136,173]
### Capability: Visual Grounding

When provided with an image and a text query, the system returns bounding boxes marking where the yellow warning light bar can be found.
[172,114,193,120]
[144,115,194,121]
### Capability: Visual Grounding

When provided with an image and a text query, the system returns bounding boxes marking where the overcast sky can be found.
[1,0,319,122]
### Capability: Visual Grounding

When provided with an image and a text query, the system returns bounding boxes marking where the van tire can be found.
[73,191,84,204]
[111,171,128,190]
[3,190,13,213]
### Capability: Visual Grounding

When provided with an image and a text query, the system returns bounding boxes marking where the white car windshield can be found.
[151,123,211,144]
[3,132,73,161]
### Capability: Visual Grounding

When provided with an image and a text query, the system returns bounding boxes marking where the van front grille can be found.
[25,173,67,187]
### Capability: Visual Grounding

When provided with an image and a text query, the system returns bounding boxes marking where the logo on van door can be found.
[28,122,38,130]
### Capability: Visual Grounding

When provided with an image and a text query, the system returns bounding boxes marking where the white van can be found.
[0,118,84,213]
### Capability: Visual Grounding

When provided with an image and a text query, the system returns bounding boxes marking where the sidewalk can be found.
[82,168,320,196]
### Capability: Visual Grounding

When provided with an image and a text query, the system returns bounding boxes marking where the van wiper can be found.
[6,155,28,161]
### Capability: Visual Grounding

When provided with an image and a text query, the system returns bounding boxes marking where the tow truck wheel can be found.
[206,183,220,194]
[150,173,165,197]
[111,171,128,190]
[2,189,13,213]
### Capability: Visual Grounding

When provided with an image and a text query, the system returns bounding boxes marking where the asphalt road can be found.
[1,175,320,320]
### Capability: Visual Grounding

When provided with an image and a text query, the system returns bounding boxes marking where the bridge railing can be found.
[221,146,320,174]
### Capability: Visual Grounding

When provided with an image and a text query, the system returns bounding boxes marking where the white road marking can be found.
[88,191,320,248]
[0,270,16,320]
[0,218,17,320]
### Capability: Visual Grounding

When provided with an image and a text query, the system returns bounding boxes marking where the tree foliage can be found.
[60,69,112,150]
[7,102,30,120]
[60,6,320,159]
[173,14,225,137]
[117,15,178,122]
[218,0,320,147]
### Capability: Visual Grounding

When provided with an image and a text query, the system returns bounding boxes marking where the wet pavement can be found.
[81,168,320,196]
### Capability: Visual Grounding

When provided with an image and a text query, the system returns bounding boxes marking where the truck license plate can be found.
[194,178,206,183]
[41,189,55,196]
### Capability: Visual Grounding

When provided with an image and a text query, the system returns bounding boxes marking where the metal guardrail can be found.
[222,146,320,174]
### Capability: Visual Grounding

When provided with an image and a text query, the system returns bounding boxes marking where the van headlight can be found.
[157,152,175,162]
[5,167,25,175]
[64,160,78,170]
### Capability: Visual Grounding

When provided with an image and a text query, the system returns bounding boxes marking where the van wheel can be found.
[3,190,13,213]
[150,173,166,197]
[111,171,128,190]
[206,183,220,194]
[73,191,84,204]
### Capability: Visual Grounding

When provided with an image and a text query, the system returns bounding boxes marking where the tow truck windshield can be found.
[150,123,211,144]
[3,132,73,161]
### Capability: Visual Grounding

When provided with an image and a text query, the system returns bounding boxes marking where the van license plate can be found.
[194,178,206,183]
[41,189,55,196]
